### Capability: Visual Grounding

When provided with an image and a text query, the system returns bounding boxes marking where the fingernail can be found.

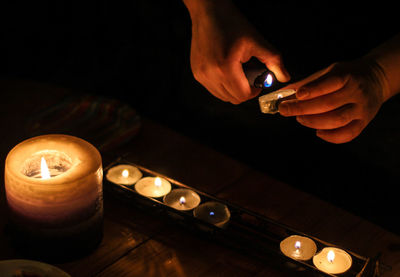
[297,87,309,99]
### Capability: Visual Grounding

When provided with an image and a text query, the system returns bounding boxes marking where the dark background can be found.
[1,1,399,234]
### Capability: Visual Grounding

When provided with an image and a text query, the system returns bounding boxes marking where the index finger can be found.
[277,66,332,92]
[297,73,350,100]
[253,47,291,83]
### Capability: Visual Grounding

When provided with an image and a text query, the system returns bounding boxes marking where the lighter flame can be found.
[155,177,162,187]
[295,241,301,249]
[122,169,129,178]
[179,196,186,205]
[40,157,51,180]
[266,73,273,86]
[327,250,335,263]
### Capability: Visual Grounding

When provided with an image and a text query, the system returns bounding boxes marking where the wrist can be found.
[364,33,400,102]
[374,61,393,103]
[365,57,392,103]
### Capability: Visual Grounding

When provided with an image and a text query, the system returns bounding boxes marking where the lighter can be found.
[243,58,275,89]
[243,58,296,114]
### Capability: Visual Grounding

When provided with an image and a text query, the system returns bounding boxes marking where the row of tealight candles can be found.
[106,164,352,275]
[106,164,231,228]
[280,235,352,274]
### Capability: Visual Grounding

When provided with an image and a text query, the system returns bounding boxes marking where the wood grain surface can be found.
[0,80,399,276]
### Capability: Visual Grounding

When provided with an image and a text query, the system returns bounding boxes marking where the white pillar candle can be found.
[135,176,171,198]
[163,188,201,211]
[106,164,142,185]
[313,247,352,274]
[280,235,317,261]
[193,201,231,228]
[4,134,103,254]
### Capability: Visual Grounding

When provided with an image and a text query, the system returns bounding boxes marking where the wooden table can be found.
[0,80,399,276]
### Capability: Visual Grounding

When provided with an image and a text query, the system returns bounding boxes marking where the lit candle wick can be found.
[292,240,302,258]
[122,169,129,178]
[327,250,335,263]
[40,157,51,180]
[154,177,162,188]
[209,211,215,216]
[179,196,186,205]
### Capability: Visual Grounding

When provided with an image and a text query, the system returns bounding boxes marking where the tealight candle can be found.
[106,164,142,185]
[4,134,103,259]
[193,201,231,228]
[280,235,317,261]
[135,176,171,198]
[258,88,297,114]
[163,188,201,211]
[313,247,352,274]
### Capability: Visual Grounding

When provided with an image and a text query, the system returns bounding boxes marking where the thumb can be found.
[252,40,291,83]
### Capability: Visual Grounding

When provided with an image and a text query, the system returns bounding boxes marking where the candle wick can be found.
[122,169,129,178]
[40,157,51,180]
[327,250,335,263]
[154,177,162,188]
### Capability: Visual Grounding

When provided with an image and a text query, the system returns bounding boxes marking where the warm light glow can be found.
[122,169,129,178]
[327,250,335,263]
[155,177,162,187]
[179,196,186,205]
[265,73,273,86]
[295,241,301,249]
[277,93,283,99]
[40,157,51,180]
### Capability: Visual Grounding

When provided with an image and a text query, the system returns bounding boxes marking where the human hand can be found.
[185,0,290,104]
[278,59,389,143]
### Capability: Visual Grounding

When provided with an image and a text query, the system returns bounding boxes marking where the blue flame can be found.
[263,73,273,88]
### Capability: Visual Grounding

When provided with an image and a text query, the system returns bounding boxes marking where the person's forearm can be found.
[182,0,232,21]
[182,0,206,19]
[366,33,400,102]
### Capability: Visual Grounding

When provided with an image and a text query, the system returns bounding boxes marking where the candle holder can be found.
[4,134,103,262]
[104,158,385,277]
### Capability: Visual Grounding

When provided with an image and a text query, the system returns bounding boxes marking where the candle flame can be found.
[295,241,301,249]
[122,169,129,178]
[179,196,186,205]
[327,250,335,263]
[40,157,51,180]
[155,177,162,187]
